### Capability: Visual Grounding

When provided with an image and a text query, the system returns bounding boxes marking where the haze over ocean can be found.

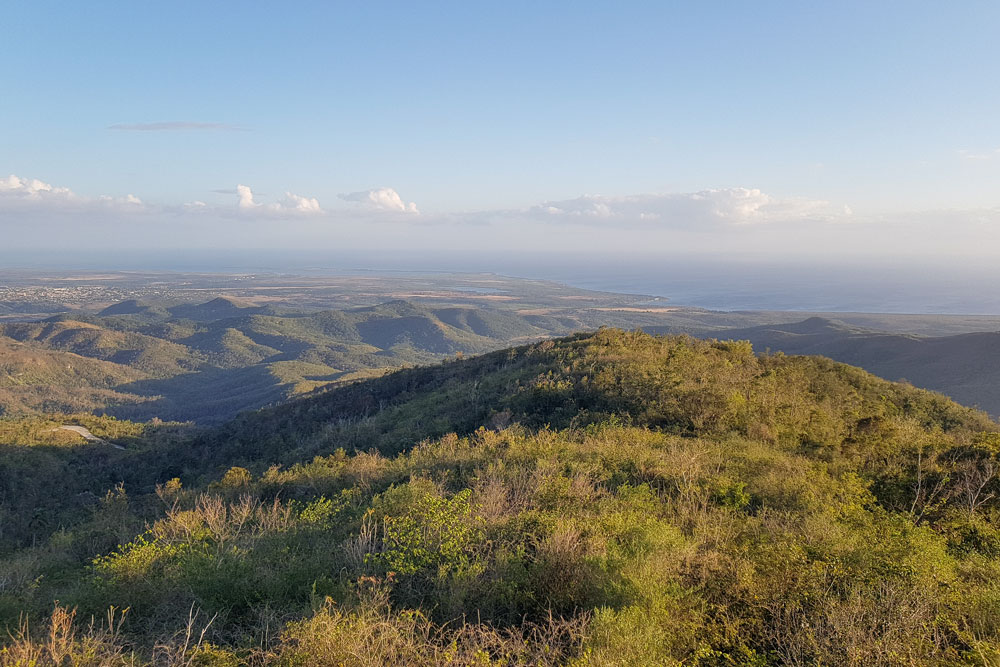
[2,249,997,315]
[527,259,1000,314]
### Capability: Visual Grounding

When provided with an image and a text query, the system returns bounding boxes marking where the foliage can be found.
[0,299,571,424]
[0,329,999,664]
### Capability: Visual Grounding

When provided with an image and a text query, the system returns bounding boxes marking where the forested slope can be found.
[706,317,1000,416]
[0,299,563,423]
[2,330,1000,665]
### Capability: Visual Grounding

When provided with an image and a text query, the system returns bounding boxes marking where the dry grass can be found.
[0,606,135,667]
[273,588,588,667]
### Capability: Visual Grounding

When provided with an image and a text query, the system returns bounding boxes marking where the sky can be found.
[2,1,1000,262]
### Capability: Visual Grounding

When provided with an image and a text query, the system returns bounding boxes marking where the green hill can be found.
[179,327,281,368]
[3,330,1000,664]
[705,317,1000,417]
[7,298,1000,432]
[0,299,566,423]
[167,296,269,321]
[0,319,199,376]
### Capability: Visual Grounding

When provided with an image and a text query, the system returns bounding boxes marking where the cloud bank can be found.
[3,172,999,260]
[529,188,847,227]
[7,174,847,230]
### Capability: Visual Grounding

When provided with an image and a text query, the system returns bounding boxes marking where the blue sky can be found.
[2,1,1000,257]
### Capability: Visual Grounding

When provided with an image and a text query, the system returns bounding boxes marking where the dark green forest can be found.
[2,329,1000,665]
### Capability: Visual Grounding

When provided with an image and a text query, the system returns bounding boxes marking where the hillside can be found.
[0,337,151,416]
[3,330,1000,665]
[708,317,1000,416]
[9,270,1000,428]
[6,298,1000,431]
[0,298,568,423]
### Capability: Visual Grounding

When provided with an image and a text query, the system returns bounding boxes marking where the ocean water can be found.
[527,260,1000,314]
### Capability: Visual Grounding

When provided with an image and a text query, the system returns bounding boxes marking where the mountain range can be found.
[0,297,579,422]
[3,295,1000,423]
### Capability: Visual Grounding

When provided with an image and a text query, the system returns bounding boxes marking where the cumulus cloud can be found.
[0,174,74,200]
[108,121,243,131]
[0,177,854,238]
[236,184,258,209]
[528,188,845,228]
[0,177,848,232]
[0,173,326,221]
[4,173,1000,261]
[340,187,419,214]
[0,174,142,210]
[233,184,322,214]
[280,192,321,213]
[100,193,143,206]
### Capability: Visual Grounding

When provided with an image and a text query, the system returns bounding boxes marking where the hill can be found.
[3,330,1000,664]
[97,299,170,318]
[166,296,270,321]
[0,337,150,416]
[0,298,568,423]
[707,317,1000,416]
[7,298,1000,429]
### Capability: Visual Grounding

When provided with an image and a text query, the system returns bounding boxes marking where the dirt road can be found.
[56,425,126,450]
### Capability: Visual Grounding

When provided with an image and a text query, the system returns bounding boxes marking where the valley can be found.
[0,270,761,424]
[3,270,1000,423]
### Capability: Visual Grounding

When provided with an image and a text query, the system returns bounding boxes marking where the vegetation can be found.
[0,298,567,424]
[2,329,1000,664]
[688,316,1000,417]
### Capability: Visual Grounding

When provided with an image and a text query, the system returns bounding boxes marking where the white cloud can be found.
[280,191,321,213]
[7,173,1000,262]
[0,174,74,200]
[0,177,847,235]
[100,193,143,206]
[340,187,419,214]
[0,174,144,210]
[236,184,258,209]
[528,188,844,228]
[234,184,322,214]
[0,174,324,220]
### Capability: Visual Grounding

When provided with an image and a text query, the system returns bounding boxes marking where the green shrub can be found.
[373,483,484,577]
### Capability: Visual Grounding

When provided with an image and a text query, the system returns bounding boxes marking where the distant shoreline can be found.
[3,252,1000,315]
